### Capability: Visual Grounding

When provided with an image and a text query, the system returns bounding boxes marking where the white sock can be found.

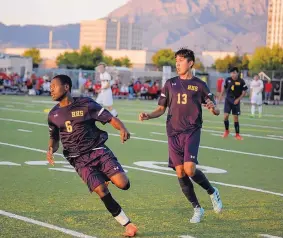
[258,105,262,114]
[114,210,130,226]
[110,109,118,117]
[251,105,255,115]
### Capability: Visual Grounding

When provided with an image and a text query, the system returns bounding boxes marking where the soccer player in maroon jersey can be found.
[139,48,223,223]
[46,75,137,237]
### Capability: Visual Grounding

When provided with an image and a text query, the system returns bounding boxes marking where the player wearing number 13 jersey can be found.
[47,75,138,237]
[139,48,223,224]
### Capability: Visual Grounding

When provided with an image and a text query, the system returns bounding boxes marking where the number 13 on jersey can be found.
[177,93,187,104]
[65,121,73,132]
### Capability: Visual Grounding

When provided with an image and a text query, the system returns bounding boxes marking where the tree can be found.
[249,45,283,72]
[103,56,114,66]
[56,51,80,69]
[152,49,175,69]
[194,58,205,71]
[214,55,248,73]
[22,48,42,68]
[113,59,122,67]
[120,57,132,67]
[56,46,104,70]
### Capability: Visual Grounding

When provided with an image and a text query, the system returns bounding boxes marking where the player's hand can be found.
[205,99,215,110]
[139,112,150,121]
[234,99,240,105]
[46,147,54,166]
[120,127,130,143]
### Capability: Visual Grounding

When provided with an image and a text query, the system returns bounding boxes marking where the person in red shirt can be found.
[264,80,272,105]
[148,82,159,100]
[216,78,224,104]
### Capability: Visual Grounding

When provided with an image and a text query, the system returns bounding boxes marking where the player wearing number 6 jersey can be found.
[47,75,138,237]
[219,67,248,140]
[139,48,223,224]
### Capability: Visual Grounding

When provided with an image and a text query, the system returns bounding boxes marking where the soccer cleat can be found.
[250,114,255,118]
[189,207,205,223]
[123,223,138,237]
[222,130,229,138]
[235,134,243,140]
[258,114,262,118]
[210,187,223,214]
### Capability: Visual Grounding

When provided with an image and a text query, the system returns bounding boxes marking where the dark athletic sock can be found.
[191,169,215,195]
[178,176,200,208]
[224,120,229,130]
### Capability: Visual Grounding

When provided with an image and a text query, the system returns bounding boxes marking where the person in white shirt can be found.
[96,62,118,117]
[250,74,264,118]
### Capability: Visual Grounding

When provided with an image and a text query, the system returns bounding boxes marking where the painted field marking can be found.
[1,142,283,197]
[0,117,283,161]
[17,129,32,133]
[259,234,283,238]
[0,161,21,166]
[0,210,96,238]
[1,105,282,130]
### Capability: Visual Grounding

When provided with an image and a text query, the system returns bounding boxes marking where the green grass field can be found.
[0,95,283,238]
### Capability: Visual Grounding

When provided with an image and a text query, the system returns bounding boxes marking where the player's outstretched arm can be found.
[109,117,130,143]
[139,105,166,121]
[47,139,59,166]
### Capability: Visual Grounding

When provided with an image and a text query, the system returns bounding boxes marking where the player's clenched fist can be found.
[120,127,130,143]
[139,112,150,121]
[46,147,54,166]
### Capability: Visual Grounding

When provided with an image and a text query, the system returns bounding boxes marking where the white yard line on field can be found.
[259,234,283,238]
[1,106,283,130]
[210,133,283,141]
[0,210,96,238]
[17,129,32,133]
[0,117,283,161]
[0,142,283,198]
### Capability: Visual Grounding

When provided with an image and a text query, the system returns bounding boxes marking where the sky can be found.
[1,0,129,26]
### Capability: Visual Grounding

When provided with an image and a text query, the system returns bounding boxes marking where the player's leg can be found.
[76,153,137,237]
[257,94,263,118]
[103,90,118,117]
[250,95,256,117]
[99,149,137,236]
[93,183,137,237]
[168,135,202,223]
[223,99,231,137]
[183,130,222,214]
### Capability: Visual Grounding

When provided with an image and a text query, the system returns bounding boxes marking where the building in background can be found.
[80,18,143,50]
[266,0,283,47]
[0,53,32,76]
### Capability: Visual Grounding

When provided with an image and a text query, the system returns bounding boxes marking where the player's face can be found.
[254,75,259,81]
[230,71,238,80]
[98,65,105,73]
[176,56,194,75]
[50,78,69,101]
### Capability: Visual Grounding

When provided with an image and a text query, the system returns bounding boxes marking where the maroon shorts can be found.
[74,147,124,192]
[168,129,201,169]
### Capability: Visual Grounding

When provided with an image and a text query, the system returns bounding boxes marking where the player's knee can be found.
[121,181,130,190]
[175,166,185,178]
[94,184,109,198]
[184,168,196,177]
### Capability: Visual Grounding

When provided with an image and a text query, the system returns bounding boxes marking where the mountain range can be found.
[0,0,268,53]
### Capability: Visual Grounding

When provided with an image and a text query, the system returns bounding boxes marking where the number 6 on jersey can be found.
[65,121,73,132]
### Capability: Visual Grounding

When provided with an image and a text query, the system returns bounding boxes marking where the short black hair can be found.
[175,48,195,64]
[53,74,72,92]
[229,67,239,73]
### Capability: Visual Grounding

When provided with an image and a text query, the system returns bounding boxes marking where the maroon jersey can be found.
[48,97,113,159]
[158,76,215,137]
